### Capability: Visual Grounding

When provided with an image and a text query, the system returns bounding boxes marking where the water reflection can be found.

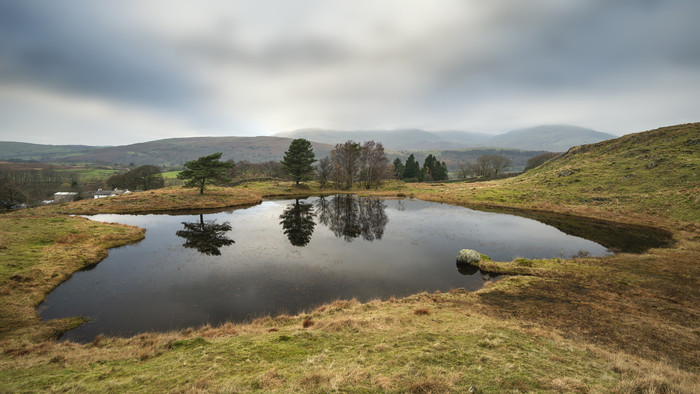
[316,195,388,242]
[175,214,235,255]
[455,261,499,280]
[41,197,631,342]
[455,261,479,276]
[279,199,316,247]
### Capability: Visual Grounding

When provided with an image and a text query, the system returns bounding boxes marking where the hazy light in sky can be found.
[0,0,698,145]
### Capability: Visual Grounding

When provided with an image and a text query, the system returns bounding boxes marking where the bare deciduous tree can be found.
[330,141,361,189]
[474,155,512,178]
[316,156,332,188]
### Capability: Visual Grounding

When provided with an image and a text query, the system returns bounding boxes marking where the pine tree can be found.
[177,152,234,194]
[392,158,405,179]
[281,139,317,185]
[403,154,420,180]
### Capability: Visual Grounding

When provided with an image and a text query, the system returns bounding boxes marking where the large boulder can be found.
[456,249,482,265]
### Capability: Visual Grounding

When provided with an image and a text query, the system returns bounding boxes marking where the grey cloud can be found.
[0,0,697,144]
[0,2,200,111]
[178,35,352,71]
[417,1,700,115]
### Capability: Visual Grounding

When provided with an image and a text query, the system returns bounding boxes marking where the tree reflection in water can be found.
[279,199,316,247]
[175,214,235,256]
[316,195,388,242]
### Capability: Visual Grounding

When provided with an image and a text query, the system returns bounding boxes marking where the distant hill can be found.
[0,124,617,167]
[489,125,617,151]
[276,125,616,152]
[0,137,334,167]
[0,141,96,162]
[276,128,459,150]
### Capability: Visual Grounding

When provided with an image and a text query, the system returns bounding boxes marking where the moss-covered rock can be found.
[457,249,482,265]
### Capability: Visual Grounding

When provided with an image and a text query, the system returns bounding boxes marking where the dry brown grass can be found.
[29,186,264,215]
[413,308,431,316]
[302,318,314,328]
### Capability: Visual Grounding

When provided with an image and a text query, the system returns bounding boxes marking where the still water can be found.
[39,195,612,342]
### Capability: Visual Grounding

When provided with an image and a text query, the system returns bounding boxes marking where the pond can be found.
[38,195,666,342]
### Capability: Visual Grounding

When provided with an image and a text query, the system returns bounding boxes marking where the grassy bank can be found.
[0,216,144,344]
[1,124,698,391]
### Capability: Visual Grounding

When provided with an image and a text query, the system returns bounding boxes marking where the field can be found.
[0,124,698,392]
[161,170,181,179]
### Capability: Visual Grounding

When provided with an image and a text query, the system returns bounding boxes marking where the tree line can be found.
[106,165,165,191]
[392,154,449,181]
[278,138,391,190]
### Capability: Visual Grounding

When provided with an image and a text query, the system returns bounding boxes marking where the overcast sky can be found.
[0,0,698,145]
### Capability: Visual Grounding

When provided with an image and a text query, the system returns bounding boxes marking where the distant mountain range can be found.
[276,125,617,152]
[0,125,616,167]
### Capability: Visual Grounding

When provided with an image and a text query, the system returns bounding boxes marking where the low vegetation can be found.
[0,123,698,391]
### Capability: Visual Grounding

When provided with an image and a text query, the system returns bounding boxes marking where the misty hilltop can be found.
[276,125,617,152]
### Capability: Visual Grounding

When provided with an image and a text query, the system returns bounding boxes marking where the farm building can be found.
[53,192,78,203]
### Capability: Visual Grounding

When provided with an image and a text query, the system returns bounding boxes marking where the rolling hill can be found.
[506,122,700,222]
[0,137,334,167]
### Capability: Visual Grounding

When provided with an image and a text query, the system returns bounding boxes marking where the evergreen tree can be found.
[281,138,317,185]
[422,154,437,181]
[177,152,234,194]
[392,158,405,179]
[421,155,449,181]
[403,154,420,180]
[440,161,449,180]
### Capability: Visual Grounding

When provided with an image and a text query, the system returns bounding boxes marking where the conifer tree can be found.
[178,152,234,194]
[281,138,317,185]
[403,154,420,180]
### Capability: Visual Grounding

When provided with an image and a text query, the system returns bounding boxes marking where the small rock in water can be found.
[457,249,482,265]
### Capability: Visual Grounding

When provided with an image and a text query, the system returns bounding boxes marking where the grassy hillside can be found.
[1,124,698,392]
[409,123,699,223]
[515,122,699,222]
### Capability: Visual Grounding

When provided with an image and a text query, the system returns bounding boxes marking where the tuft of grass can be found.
[413,308,431,316]
[302,318,314,328]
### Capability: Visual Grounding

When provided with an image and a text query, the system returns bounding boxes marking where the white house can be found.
[93,188,130,199]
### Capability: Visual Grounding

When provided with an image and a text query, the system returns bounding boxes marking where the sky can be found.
[0,0,698,146]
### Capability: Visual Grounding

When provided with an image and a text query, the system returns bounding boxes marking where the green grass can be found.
[161,170,181,179]
[53,167,120,182]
